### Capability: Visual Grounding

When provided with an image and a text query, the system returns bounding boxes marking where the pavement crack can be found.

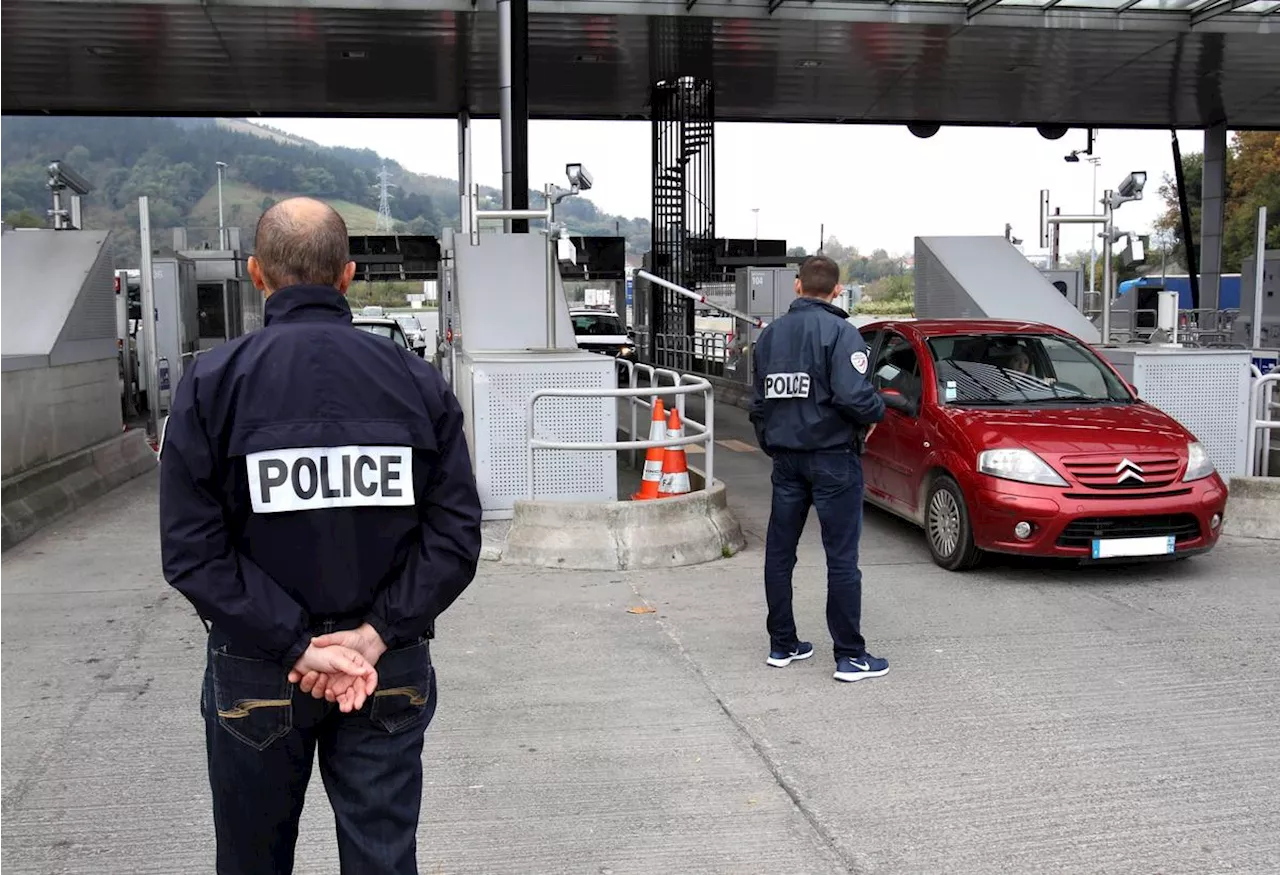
[623,577,863,875]
[0,591,167,814]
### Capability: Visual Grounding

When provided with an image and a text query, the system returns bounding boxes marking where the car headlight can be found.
[977,448,1068,487]
[1183,441,1215,482]
[619,346,633,357]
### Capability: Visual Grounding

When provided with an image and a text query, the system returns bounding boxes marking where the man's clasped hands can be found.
[286,623,389,713]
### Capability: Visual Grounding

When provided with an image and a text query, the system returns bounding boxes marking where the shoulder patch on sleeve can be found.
[851,351,869,374]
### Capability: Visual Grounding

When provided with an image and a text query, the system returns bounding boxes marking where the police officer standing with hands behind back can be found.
[749,255,895,684]
[160,196,482,874]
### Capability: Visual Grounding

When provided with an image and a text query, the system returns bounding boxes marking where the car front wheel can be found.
[925,474,983,571]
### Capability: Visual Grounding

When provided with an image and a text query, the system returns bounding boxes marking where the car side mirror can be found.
[880,388,917,417]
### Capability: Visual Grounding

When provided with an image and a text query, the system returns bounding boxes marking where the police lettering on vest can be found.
[247,445,415,514]
[764,372,811,400]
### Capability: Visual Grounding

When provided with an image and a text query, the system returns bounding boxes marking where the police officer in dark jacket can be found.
[749,255,890,684]
[160,197,482,874]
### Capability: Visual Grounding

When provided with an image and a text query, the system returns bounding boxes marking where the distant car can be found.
[352,316,415,354]
[570,306,636,379]
[394,314,428,355]
[858,319,1228,570]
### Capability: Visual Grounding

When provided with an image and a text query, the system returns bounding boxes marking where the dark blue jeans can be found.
[764,449,867,660]
[201,624,437,875]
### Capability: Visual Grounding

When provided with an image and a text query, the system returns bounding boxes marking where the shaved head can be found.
[251,197,352,292]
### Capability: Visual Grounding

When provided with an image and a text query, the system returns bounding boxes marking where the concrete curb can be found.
[1223,476,1280,540]
[501,478,747,570]
[2,429,157,551]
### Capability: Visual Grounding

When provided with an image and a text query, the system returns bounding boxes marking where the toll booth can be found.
[1236,250,1280,349]
[142,255,199,412]
[173,227,261,347]
[1039,268,1086,311]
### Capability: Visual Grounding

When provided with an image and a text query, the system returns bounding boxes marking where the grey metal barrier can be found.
[526,372,715,501]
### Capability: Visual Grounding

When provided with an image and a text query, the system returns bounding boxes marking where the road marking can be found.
[716,439,759,453]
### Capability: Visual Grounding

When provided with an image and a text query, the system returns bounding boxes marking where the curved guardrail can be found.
[526,368,714,501]
[1246,369,1280,477]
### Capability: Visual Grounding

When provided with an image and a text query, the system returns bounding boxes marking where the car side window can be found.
[859,328,880,354]
[871,332,922,407]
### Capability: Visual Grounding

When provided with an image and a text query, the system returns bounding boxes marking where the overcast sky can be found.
[261,117,1204,259]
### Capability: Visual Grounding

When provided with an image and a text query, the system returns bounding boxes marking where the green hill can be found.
[0,116,651,268]
[187,179,385,234]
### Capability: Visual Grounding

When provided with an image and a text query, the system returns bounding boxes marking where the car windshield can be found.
[925,333,1132,405]
[354,323,406,347]
[572,313,625,336]
[396,317,420,331]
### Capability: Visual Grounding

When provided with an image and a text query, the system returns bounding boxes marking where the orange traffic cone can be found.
[658,408,691,498]
[632,398,666,501]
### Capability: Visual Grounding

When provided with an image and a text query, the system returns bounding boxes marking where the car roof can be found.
[351,316,398,326]
[858,318,1077,340]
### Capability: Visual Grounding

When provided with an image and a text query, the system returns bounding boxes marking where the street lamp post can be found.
[1087,156,1101,304]
[215,161,228,249]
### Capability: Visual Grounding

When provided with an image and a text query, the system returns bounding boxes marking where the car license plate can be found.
[1091,535,1176,559]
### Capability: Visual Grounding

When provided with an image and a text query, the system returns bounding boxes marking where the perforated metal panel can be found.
[60,242,116,343]
[1106,348,1253,478]
[462,351,617,519]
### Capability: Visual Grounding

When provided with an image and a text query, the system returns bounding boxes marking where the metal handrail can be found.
[619,360,713,473]
[621,360,683,468]
[526,375,715,500]
[1246,371,1280,477]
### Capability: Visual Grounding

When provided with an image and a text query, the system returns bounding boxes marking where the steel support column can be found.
[497,0,530,233]
[511,0,529,233]
[1200,121,1227,311]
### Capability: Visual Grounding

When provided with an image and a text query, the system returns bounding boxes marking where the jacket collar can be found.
[789,295,849,319]
[263,285,353,326]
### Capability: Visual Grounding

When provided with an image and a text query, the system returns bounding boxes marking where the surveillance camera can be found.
[47,160,93,196]
[1117,171,1147,199]
[566,163,593,192]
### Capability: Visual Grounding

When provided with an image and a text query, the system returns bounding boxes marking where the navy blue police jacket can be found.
[159,284,482,667]
[748,296,885,454]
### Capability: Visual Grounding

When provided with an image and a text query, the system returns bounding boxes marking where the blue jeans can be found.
[764,449,867,660]
[202,624,437,875]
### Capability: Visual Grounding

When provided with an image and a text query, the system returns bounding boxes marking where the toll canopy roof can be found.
[2,0,1278,128]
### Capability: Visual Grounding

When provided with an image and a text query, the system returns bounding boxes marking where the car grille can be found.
[1061,453,1183,492]
[1056,514,1201,548]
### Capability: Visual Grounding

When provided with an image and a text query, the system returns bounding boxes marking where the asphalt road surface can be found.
[2,398,1278,874]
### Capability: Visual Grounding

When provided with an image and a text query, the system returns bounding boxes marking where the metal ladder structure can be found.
[650,72,715,370]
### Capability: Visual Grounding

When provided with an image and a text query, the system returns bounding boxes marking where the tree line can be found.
[1157,131,1280,275]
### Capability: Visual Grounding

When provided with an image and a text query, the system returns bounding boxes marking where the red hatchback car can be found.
[858,319,1229,570]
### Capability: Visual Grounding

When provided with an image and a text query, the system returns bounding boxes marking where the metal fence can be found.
[526,362,715,500]
[1105,307,1241,346]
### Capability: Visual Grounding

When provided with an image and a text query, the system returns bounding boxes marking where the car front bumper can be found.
[969,476,1229,560]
